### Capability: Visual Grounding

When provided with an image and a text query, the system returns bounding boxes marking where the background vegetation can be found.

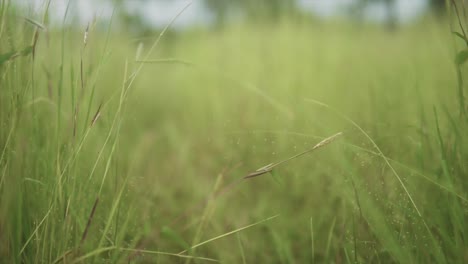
[0,0,467,263]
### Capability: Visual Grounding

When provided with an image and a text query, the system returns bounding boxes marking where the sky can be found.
[23,0,429,27]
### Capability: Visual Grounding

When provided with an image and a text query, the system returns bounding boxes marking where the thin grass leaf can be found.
[94,242,219,263]
[90,102,103,127]
[179,214,280,254]
[80,197,99,245]
[453,31,468,44]
[23,178,45,186]
[19,206,53,255]
[24,17,46,29]
[245,132,342,179]
[186,172,225,264]
[119,248,219,262]
[236,233,247,264]
[325,217,336,262]
[70,246,116,263]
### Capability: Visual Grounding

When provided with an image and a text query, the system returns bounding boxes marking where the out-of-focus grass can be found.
[1,3,467,263]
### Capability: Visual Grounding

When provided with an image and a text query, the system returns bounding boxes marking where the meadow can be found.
[1,3,468,263]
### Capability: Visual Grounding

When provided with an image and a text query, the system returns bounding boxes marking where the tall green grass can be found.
[1,2,467,263]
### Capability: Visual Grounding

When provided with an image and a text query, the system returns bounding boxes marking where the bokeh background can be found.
[1,0,467,263]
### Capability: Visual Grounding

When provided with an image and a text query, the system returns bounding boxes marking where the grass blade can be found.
[179,214,280,255]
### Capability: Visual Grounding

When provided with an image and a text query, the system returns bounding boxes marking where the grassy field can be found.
[1,3,468,263]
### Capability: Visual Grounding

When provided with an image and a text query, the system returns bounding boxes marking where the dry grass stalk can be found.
[244,132,343,179]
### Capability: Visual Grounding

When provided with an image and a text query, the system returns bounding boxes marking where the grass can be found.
[1,2,468,263]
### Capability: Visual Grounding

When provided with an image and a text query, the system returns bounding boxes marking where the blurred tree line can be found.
[112,0,448,32]
[351,0,446,30]
[205,0,447,25]
[204,0,297,25]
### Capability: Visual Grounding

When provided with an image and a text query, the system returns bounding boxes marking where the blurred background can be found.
[22,0,444,30]
[2,0,467,263]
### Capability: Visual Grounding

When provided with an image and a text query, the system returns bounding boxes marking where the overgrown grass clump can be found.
[1,2,467,263]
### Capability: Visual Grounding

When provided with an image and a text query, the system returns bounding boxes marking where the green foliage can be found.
[1,2,467,264]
